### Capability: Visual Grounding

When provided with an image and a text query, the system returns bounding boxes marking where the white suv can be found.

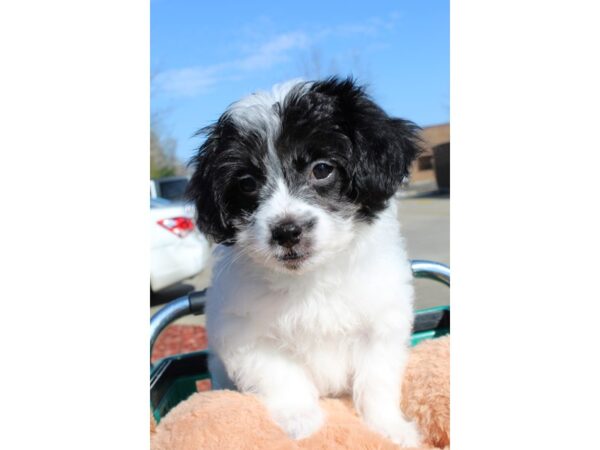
[150,197,210,292]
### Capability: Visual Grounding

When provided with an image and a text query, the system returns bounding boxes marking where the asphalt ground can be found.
[151,190,449,324]
[397,192,450,309]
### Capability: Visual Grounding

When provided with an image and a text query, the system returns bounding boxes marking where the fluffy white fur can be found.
[205,194,420,446]
[225,79,309,140]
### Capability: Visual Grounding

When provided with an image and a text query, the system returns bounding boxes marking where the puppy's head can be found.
[187,77,421,273]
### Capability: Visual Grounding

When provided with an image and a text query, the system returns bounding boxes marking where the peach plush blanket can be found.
[152,336,449,450]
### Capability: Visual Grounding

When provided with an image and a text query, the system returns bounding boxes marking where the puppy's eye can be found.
[238,175,258,194]
[311,162,334,181]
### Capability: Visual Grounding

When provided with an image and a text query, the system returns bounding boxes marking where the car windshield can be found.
[159,178,188,201]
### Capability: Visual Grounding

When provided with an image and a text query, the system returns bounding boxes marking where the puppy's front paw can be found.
[367,415,421,448]
[393,418,421,448]
[270,404,325,440]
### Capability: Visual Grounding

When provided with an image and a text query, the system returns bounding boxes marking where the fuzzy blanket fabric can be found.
[151,336,449,450]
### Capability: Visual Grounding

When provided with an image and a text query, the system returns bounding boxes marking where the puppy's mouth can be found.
[276,250,309,268]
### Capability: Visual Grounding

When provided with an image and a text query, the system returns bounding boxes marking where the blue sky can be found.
[151,0,449,163]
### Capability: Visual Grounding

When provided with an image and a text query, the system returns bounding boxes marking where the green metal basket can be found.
[150,260,450,424]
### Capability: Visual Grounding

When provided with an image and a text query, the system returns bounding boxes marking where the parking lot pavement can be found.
[151,192,449,322]
[397,193,450,310]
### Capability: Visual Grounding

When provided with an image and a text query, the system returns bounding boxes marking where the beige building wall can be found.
[410,123,450,186]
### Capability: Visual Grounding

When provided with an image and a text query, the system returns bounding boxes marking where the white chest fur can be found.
[205,205,414,396]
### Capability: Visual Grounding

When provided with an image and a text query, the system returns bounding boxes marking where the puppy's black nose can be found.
[271,222,302,248]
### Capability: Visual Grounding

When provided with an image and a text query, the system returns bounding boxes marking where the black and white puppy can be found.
[187,77,422,445]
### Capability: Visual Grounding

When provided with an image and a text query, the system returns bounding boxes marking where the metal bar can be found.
[150,261,450,358]
[150,296,191,358]
[410,259,450,286]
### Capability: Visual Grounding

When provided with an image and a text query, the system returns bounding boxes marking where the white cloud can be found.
[236,32,309,71]
[154,66,222,97]
[154,32,309,97]
[154,14,400,98]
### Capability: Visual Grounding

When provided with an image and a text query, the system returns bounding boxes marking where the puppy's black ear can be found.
[311,77,421,219]
[186,125,236,245]
[351,115,422,220]
[384,117,422,183]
